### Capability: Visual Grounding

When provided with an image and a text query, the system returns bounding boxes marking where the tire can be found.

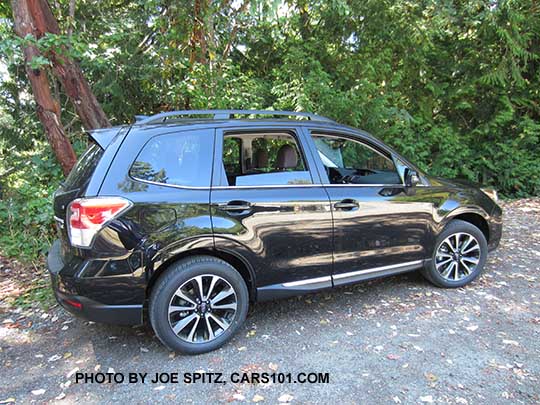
[149,255,249,354]
[421,219,488,288]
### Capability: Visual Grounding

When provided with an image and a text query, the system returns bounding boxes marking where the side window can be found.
[222,132,312,186]
[312,134,402,185]
[130,130,213,187]
[223,137,241,176]
[63,143,103,190]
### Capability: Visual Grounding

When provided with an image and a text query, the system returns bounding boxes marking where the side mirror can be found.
[405,169,421,187]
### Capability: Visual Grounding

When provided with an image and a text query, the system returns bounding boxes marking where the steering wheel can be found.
[341,174,361,184]
[356,168,376,176]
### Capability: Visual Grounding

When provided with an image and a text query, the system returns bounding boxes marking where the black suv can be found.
[48,110,502,354]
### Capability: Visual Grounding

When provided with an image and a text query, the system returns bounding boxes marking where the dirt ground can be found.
[0,199,539,404]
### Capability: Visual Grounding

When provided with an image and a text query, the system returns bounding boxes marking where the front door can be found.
[304,130,432,286]
[210,126,334,299]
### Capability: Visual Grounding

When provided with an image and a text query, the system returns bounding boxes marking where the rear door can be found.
[303,129,432,286]
[210,125,334,299]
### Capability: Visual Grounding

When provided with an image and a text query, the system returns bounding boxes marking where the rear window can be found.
[63,143,103,190]
[130,130,213,187]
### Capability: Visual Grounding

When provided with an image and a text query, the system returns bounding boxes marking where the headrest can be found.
[276,144,298,169]
[253,149,269,168]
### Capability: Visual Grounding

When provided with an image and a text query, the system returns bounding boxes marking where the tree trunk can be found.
[67,0,75,37]
[27,0,111,130]
[189,0,208,65]
[221,0,250,63]
[11,0,77,175]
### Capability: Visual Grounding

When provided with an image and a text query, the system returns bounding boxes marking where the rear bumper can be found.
[47,240,143,325]
[52,288,143,325]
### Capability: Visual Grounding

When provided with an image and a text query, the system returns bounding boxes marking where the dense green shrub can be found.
[0,144,62,261]
[0,137,88,262]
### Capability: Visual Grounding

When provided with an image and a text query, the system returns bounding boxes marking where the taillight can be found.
[63,298,82,310]
[66,197,132,248]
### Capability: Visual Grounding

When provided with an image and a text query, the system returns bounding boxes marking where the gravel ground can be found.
[0,199,539,404]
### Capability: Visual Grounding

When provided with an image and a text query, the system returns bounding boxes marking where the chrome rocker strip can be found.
[280,260,424,289]
[282,275,332,288]
[256,260,424,302]
[332,260,423,286]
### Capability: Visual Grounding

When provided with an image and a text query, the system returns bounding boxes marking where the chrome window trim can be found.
[214,183,408,190]
[130,176,423,191]
[322,184,407,188]
[212,184,318,190]
[131,176,322,190]
[130,176,212,190]
[129,127,432,190]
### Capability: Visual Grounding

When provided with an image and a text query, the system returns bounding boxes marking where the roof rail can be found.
[134,115,149,122]
[135,110,333,125]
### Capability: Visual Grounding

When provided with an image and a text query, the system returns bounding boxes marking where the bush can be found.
[0,143,63,262]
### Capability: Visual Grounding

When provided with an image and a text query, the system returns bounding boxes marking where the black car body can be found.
[47,110,502,353]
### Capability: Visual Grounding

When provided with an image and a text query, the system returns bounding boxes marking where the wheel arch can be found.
[444,210,490,243]
[145,247,257,304]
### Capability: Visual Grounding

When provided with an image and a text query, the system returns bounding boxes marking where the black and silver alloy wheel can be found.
[435,232,480,281]
[421,219,488,288]
[150,256,249,354]
[168,275,238,343]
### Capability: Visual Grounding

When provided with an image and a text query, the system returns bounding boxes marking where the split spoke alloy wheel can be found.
[168,274,237,343]
[435,232,481,281]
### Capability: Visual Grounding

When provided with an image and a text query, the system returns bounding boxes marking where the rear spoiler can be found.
[87,127,124,149]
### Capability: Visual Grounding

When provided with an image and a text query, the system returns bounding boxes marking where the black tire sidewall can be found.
[426,220,488,288]
[149,257,249,354]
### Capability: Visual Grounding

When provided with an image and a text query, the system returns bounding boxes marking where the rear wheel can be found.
[149,256,249,354]
[421,219,488,288]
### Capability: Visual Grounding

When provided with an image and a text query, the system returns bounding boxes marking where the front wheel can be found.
[149,256,249,354]
[421,219,488,288]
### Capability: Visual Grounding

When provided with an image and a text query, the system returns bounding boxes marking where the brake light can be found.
[67,197,132,248]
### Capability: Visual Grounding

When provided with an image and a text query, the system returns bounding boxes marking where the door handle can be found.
[217,201,252,212]
[334,199,359,210]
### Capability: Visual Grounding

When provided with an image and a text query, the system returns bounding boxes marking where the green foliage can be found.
[13,276,56,310]
[0,0,539,262]
[0,143,63,261]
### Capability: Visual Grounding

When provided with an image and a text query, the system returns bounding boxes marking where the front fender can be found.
[425,187,494,257]
[437,205,490,229]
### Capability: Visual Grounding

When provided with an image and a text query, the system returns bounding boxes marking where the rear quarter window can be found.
[130,131,213,188]
[63,143,104,190]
